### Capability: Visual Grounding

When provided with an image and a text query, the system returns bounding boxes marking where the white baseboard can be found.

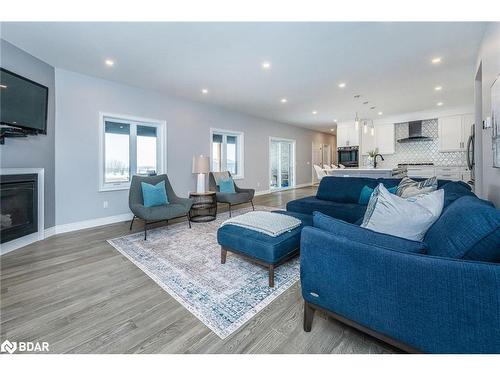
[255,182,313,196]
[54,213,134,235]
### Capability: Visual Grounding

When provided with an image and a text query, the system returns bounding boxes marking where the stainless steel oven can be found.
[337,146,359,167]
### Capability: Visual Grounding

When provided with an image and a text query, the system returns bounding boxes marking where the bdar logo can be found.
[1,340,17,354]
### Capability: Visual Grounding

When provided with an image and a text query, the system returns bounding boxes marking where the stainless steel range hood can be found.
[397,121,432,143]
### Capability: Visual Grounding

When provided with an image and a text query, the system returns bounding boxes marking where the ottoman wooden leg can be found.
[221,247,227,264]
[268,264,275,287]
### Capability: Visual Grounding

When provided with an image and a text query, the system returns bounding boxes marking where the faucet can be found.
[373,154,384,169]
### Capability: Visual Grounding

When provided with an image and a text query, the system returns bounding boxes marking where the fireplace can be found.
[1,174,38,244]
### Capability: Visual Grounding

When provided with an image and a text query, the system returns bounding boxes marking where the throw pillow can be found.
[358,185,397,205]
[361,183,444,241]
[313,212,428,254]
[141,180,169,207]
[396,176,438,198]
[218,177,236,193]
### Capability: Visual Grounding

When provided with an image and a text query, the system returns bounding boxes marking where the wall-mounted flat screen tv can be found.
[0,67,48,134]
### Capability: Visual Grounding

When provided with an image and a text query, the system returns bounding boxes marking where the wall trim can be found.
[254,182,313,196]
[54,213,134,235]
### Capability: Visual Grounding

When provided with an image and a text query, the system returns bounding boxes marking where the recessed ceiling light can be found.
[105,59,115,66]
[312,110,318,115]
[0,84,7,89]
[280,98,288,103]
[330,128,334,132]
[201,88,208,94]
[437,102,444,106]
[378,111,383,115]
[338,83,346,88]
[333,119,338,122]
[434,86,443,91]
[261,61,271,70]
[431,57,442,64]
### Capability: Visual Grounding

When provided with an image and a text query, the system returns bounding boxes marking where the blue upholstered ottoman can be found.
[217,211,312,287]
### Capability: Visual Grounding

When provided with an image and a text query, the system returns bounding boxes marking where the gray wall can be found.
[55,69,335,225]
[0,40,56,228]
[476,23,500,207]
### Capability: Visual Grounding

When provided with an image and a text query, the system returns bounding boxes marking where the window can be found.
[100,114,166,191]
[210,129,244,179]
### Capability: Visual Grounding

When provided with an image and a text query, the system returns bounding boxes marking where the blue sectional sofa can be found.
[289,176,500,353]
[286,176,460,223]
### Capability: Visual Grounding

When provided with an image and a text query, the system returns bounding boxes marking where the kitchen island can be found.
[326,168,395,179]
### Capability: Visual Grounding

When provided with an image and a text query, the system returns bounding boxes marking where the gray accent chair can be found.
[209,171,255,217]
[129,174,193,240]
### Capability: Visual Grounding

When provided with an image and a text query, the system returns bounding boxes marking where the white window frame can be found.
[99,112,167,192]
[269,136,296,191]
[209,128,245,179]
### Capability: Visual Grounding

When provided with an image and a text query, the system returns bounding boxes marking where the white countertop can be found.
[331,168,393,172]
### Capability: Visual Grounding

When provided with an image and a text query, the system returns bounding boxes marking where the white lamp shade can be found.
[192,155,210,174]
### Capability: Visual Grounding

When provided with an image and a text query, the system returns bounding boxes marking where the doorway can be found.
[269,138,296,191]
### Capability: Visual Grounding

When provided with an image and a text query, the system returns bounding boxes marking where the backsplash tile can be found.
[361,118,467,168]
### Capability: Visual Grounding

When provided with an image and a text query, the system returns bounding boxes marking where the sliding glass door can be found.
[270,138,295,190]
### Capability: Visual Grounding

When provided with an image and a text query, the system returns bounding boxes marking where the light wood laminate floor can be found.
[0,186,397,354]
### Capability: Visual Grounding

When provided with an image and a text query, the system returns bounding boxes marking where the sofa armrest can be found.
[300,226,500,353]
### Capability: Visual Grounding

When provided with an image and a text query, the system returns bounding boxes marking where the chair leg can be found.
[228,204,232,218]
[251,200,255,211]
[129,215,136,231]
[144,221,147,241]
[303,301,315,332]
[187,213,192,228]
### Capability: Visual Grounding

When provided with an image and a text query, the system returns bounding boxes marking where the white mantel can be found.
[0,168,45,255]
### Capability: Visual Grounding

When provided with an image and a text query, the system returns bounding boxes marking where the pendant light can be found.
[354,112,359,131]
[370,120,375,136]
[363,120,368,134]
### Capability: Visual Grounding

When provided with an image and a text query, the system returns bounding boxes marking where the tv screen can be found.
[0,68,48,134]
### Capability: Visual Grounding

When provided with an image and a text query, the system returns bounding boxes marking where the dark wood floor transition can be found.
[0,186,396,354]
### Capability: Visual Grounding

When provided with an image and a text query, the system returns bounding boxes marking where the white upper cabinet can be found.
[361,123,395,155]
[438,113,473,152]
[337,124,359,147]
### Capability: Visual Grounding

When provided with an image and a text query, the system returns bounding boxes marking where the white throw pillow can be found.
[361,183,444,241]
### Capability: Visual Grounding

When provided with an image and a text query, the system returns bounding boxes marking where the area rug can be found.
[107,206,300,339]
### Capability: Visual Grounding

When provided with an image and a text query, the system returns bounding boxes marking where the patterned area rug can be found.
[107,206,300,339]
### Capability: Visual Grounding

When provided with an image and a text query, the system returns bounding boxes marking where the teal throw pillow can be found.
[141,180,169,207]
[218,178,236,193]
[358,185,397,205]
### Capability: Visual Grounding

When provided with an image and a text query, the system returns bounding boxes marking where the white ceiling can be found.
[1,22,487,132]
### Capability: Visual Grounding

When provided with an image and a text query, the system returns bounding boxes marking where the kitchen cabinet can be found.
[407,165,471,182]
[361,123,395,155]
[438,114,473,152]
[337,124,359,147]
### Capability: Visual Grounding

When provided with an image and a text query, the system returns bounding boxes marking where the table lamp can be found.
[192,155,210,193]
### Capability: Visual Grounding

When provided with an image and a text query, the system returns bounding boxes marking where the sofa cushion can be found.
[440,181,475,208]
[396,176,438,198]
[286,196,367,223]
[316,176,378,203]
[358,184,397,205]
[361,184,444,241]
[425,196,500,262]
[313,212,427,254]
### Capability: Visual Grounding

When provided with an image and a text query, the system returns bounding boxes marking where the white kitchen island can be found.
[326,168,394,178]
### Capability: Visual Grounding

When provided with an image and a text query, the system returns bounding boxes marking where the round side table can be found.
[189,191,217,222]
